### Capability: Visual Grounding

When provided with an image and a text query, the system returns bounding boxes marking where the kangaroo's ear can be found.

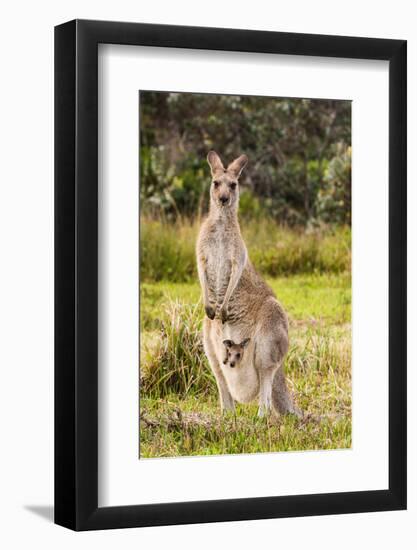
[222,339,234,348]
[207,150,225,175]
[227,154,248,178]
[240,338,251,348]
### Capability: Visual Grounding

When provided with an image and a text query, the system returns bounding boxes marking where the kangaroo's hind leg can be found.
[272,366,302,418]
[256,298,302,418]
[255,334,282,417]
[257,366,276,417]
[203,318,235,412]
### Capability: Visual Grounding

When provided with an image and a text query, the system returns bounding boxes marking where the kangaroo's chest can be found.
[205,226,233,295]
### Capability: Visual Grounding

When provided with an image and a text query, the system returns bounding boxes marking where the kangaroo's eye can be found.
[236,353,240,359]
[213,181,220,188]
[230,182,237,190]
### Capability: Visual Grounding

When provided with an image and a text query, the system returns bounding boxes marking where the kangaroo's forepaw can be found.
[220,307,228,324]
[205,305,216,320]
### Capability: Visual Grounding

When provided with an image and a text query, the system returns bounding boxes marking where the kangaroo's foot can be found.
[288,404,303,419]
[274,392,303,418]
[274,397,303,419]
[220,390,235,414]
[222,405,236,418]
[257,404,272,418]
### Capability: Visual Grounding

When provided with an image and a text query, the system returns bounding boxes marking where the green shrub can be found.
[317,144,351,225]
[140,92,351,226]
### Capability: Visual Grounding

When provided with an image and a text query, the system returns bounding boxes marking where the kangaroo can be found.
[222,338,251,369]
[196,151,301,417]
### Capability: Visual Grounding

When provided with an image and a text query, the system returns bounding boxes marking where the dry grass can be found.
[140,299,214,398]
[140,273,351,458]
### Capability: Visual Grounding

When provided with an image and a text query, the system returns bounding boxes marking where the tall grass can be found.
[140,218,197,282]
[140,217,350,282]
[244,221,350,277]
[140,299,215,398]
[140,298,350,401]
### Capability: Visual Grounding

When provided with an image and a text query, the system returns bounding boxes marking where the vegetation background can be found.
[139,91,352,458]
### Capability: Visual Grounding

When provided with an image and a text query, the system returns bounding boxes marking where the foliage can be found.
[140,92,351,226]
[317,144,352,224]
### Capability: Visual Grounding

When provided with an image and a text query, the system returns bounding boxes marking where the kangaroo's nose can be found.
[220,195,228,204]
[230,362,235,368]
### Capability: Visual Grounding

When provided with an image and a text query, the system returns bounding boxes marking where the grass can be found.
[140,395,351,457]
[140,299,212,398]
[140,273,351,331]
[140,217,351,282]
[140,271,351,458]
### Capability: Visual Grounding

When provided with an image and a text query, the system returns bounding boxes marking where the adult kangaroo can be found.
[196,151,301,418]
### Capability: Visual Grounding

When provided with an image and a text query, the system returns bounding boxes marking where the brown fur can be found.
[196,151,301,417]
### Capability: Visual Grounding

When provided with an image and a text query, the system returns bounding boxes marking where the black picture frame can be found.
[55,19,407,531]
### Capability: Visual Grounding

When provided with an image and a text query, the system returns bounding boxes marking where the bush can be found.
[140,92,351,226]
[317,144,351,225]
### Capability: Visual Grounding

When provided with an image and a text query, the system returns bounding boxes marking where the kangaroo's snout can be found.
[230,362,235,368]
[219,194,229,205]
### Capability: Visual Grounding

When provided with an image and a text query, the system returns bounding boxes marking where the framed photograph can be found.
[55,19,406,530]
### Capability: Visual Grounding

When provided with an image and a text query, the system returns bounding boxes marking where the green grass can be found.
[140,273,351,331]
[140,272,351,458]
[140,395,351,457]
[140,218,351,282]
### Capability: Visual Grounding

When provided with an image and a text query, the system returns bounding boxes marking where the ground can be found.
[139,273,351,458]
